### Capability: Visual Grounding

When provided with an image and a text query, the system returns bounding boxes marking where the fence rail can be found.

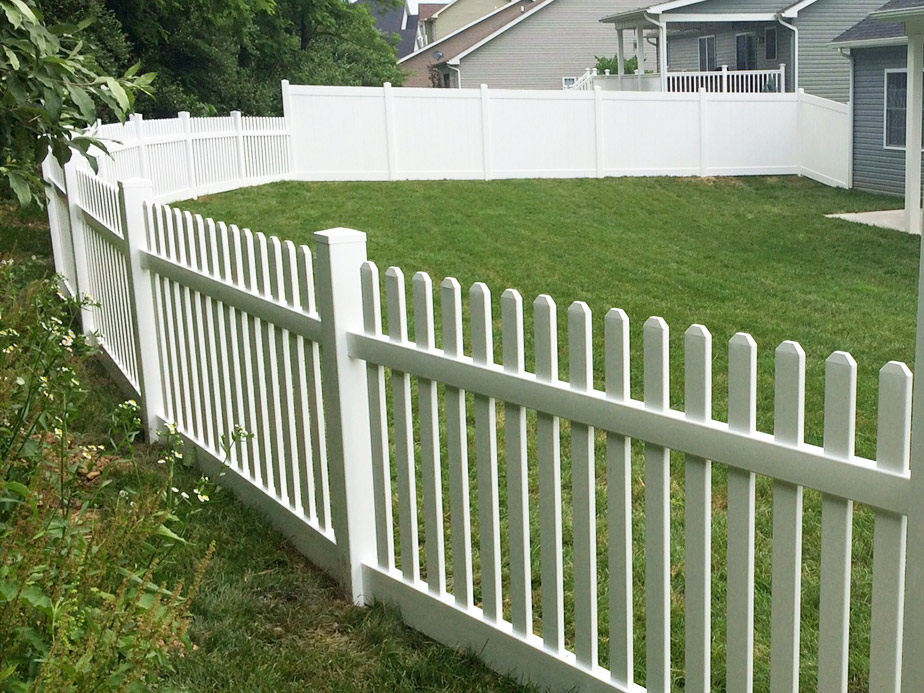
[39,85,920,693]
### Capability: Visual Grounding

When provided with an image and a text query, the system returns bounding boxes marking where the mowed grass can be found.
[181,176,913,692]
[0,205,536,693]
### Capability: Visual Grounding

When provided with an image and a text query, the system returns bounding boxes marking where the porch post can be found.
[906,32,923,236]
[904,24,924,693]
[616,29,625,76]
[636,26,645,88]
[659,21,668,92]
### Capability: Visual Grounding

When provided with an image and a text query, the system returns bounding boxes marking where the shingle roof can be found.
[355,0,419,58]
[833,0,924,45]
[419,3,445,20]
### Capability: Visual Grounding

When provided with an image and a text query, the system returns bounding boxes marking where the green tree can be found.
[0,0,154,206]
[106,0,404,117]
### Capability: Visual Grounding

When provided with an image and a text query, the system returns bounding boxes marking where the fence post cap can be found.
[315,228,367,245]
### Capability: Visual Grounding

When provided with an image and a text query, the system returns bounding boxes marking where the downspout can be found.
[840,47,854,188]
[448,61,463,89]
[646,14,668,91]
[777,16,798,91]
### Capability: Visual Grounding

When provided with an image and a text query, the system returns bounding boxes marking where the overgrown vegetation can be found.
[0,0,154,206]
[596,54,637,75]
[0,205,535,691]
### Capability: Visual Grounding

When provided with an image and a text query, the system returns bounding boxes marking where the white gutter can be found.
[447,63,462,88]
[777,16,798,91]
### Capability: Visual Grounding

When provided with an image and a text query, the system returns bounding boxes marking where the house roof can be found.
[600,0,823,24]
[419,2,445,19]
[355,0,420,58]
[399,0,546,65]
[446,0,559,63]
[832,0,924,47]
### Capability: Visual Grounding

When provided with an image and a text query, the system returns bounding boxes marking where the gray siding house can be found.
[833,0,924,195]
[400,0,653,89]
[598,0,883,101]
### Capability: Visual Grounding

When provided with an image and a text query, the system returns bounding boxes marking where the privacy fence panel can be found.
[286,84,850,187]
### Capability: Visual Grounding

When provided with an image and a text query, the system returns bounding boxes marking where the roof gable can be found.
[833,0,924,46]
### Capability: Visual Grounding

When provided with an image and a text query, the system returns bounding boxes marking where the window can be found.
[765,27,777,61]
[884,69,924,149]
[736,34,755,70]
[562,76,576,88]
[442,72,451,88]
[698,36,716,71]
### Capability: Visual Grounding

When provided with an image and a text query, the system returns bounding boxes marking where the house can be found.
[420,0,515,43]
[357,0,437,59]
[832,0,924,198]
[401,0,652,88]
[596,0,885,100]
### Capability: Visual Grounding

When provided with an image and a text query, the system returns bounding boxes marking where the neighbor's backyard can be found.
[179,175,913,692]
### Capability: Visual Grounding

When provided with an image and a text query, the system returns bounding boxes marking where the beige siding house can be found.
[401,0,650,89]
[424,0,515,41]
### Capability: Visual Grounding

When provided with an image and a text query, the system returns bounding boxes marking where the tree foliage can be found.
[0,0,154,206]
[105,0,406,116]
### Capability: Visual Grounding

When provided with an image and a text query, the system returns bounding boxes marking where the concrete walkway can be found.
[825,209,913,234]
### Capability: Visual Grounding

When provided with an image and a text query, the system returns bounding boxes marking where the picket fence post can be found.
[179,111,197,198]
[231,110,247,184]
[118,178,163,441]
[62,161,97,339]
[313,227,377,605]
[130,113,150,180]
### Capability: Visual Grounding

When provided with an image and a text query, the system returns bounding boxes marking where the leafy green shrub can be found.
[0,258,211,691]
[595,54,638,75]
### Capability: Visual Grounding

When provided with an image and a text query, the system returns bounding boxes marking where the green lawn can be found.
[180,176,915,692]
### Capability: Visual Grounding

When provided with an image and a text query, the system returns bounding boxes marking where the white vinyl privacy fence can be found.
[42,93,915,692]
[285,83,850,189]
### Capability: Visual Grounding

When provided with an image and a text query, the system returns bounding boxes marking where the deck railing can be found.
[567,65,786,93]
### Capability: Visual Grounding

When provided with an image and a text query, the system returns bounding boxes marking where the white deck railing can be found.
[567,65,786,93]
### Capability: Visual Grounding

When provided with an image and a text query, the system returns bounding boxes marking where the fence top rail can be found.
[349,329,909,514]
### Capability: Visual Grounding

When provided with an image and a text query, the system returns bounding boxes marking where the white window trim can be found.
[765,27,777,62]
[735,32,756,71]
[562,76,577,87]
[882,67,924,151]
[698,35,716,71]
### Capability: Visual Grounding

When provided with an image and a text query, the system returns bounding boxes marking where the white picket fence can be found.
[40,90,920,692]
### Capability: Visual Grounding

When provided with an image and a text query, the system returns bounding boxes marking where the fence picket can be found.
[186,213,213,451]
[298,245,330,527]
[472,282,501,622]
[270,236,297,507]
[245,229,273,489]
[441,277,473,608]
[502,289,531,637]
[869,362,911,692]
[684,324,712,691]
[190,214,223,458]
[152,205,178,425]
[727,332,757,692]
[644,316,670,691]
[205,219,236,468]
[535,294,564,653]
[362,262,394,569]
[168,209,196,436]
[257,232,284,496]
[569,301,597,668]
[770,340,805,693]
[606,308,633,687]
[818,351,857,693]
[386,267,420,583]
[231,224,260,481]
[414,272,446,595]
